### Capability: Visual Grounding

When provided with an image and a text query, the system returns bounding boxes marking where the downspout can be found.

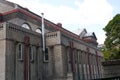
[24,41,27,80]
[41,13,45,54]
[87,47,92,80]
[77,50,80,80]
[69,41,75,73]
[69,41,76,80]
[95,51,100,78]
[24,36,30,80]
[41,13,47,80]
[28,45,31,80]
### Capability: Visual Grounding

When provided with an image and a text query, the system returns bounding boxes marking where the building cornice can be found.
[1,7,100,51]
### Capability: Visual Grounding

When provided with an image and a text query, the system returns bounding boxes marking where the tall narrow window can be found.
[44,48,49,61]
[29,46,34,62]
[17,43,23,61]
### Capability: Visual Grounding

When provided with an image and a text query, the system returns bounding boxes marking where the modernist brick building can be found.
[0,0,103,80]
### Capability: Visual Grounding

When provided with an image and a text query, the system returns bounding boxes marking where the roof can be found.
[84,32,97,40]
[0,0,99,48]
[0,8,81,40]
[73,28,97,40]
[73,28,86,35]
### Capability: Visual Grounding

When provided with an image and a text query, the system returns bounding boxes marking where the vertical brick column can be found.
[0,40,5,80]
[53,45,64,80]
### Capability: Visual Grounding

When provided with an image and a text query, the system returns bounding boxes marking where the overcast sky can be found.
[7,0,120,44]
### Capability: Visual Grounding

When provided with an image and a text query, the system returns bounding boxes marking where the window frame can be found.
[44,48,49,62]
[35,28,42,34]
[22,23,31,30]
[17,43,23,61]
[29,46,34,62]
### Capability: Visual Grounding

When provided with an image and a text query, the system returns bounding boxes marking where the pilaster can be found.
[53,44,66,80]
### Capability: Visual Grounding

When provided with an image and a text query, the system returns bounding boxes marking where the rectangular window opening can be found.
[44,48,49,62]
[17,43,23,61]
[29,46,34,62]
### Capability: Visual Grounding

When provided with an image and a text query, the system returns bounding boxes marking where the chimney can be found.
[57,23,62,27]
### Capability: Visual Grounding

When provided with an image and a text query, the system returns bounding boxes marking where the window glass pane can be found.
[29,46,34,62]
[35,28,42,34]
[45,48,49,61]
[18,43,23,60]
[22,23,30,29]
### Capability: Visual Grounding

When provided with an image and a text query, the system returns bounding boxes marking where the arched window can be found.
[22,23,30,29]
[35,28,42,34]
[17,43,23,61]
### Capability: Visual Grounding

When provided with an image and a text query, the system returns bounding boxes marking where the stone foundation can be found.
[102,59,120,78]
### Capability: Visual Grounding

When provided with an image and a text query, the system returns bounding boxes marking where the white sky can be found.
[7,0,120,44]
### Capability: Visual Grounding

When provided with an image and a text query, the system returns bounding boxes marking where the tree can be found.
[103,14,120,60]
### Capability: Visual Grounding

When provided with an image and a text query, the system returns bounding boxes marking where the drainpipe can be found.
[69,41,75,73]
[87,47,92,80]
[69,41,76,80]
[41,13,45,53]
[95,51,100,78]
[24,36,30,80]
[41,13,47,80]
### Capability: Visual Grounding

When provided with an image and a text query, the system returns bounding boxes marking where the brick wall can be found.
[102,60,120,78]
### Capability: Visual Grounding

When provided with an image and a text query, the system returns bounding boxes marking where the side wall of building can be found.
[46,31,103,80]
[0,40,6,80]
[3,22,44,80]
[0,23,7,80]
[102,60,120,78]
[0,1,103,79]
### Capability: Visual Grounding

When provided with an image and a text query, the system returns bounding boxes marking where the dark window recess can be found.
[0,13,3,22]
[44,48,49,61]
[18,43,23,61]
[29,46,34,62]
[29,47,32,60]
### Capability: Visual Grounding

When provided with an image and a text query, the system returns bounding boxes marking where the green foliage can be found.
[101,46,111,60]
[103,14,120,60]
